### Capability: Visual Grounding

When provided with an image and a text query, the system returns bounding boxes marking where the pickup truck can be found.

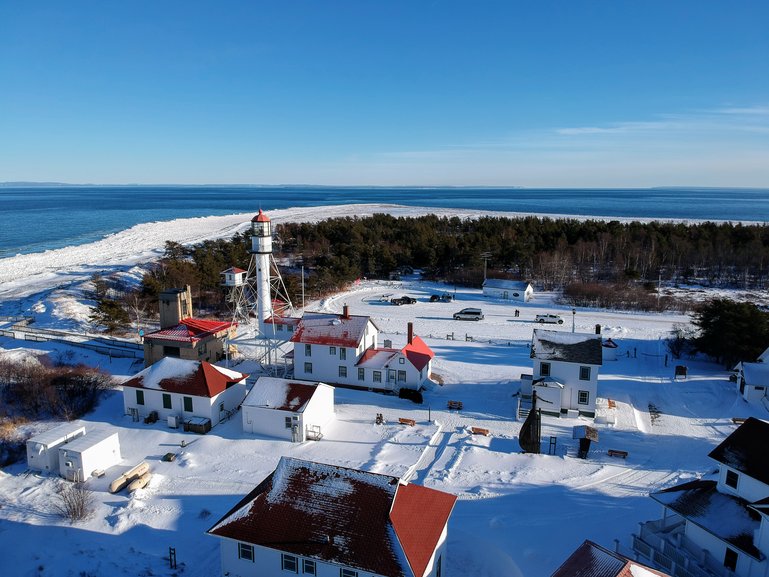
[391,296,417,305]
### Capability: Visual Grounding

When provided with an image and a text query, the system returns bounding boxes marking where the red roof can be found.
[221,267,247,274]
[251,209,270,222]
[122,358,248,398]
[144,318,235,344]
[208,457,455,577]
[290,313,372,348]
[402,335,434,371]
[550,540,670,577]
[390,482,457,577]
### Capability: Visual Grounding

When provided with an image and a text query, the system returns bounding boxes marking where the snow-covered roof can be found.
[532,329,603,365]
[482,278,531,291]
[122,357,248,398]
[651,480,761,560]
[708,417,769,486]
[26,421,86,446]
[208,457,456,577]
[242,377,329,412]
[740,362,769,387]
[290,312,373,348]
[550,539,670,577]
[356,348,397,369]
[143,317,235,344]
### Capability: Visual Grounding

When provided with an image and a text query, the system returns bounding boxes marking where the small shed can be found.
[482,279,533,303]
[59,429,121,482]
[26,422,86,473]
[242,377,335,442]
[220,267,248,287]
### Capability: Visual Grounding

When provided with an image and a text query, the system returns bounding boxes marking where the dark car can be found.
[391,296,417,305]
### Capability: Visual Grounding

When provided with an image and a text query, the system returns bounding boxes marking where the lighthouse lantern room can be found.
[251,209,272,255]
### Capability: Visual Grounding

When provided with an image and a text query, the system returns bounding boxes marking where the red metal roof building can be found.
[143,317,237,367]
[551,540,670,577]
[208,457,456,577]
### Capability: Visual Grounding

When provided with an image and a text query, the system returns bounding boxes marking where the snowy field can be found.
[0,204,767,577]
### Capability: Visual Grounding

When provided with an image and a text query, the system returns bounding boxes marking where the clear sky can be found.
[1,1,768,187]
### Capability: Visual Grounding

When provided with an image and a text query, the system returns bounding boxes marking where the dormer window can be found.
[725,469,739,489]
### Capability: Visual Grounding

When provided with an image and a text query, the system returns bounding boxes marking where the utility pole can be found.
[572,308,576,333]
[480,252,492,280]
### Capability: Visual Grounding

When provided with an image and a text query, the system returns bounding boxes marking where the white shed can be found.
[59,429,121,482]
[241,377,334,442]
[26,422,86,473]
[482,279,533,302]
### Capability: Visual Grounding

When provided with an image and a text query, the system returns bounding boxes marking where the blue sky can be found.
[1,1,767,187]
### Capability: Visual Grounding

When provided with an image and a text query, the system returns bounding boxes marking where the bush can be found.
[53,482,96,522]
[398,388,423,404]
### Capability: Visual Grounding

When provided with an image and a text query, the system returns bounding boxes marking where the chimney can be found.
[407,322,413,345]
[342,304,349,319]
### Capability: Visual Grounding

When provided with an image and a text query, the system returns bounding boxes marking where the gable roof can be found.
[550,540,670,577]
[144,317,235,344]
[708,417,769,486]
[290,312,373,348]
[122,357,248,398]
[740,362,769,387]
[402,335,434,371]
[532,329,603,366]
[242,377,330,413]
[651,479,761,560]
[482,278,531,291]
[208,457,456,577]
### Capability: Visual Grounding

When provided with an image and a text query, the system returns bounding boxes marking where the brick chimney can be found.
[342,304,350,319]
[407,322,413,345]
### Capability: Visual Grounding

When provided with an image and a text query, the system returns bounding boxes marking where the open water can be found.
[1,185,767,258]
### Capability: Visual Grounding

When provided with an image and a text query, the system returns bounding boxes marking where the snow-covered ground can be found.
[0,204,766,577]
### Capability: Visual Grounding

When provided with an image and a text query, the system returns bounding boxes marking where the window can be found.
[340,348,346,360]
[183,396,193,412]
[219,402,224,412]
[305,344,312,356]
[578,390,589,405]
[302,559,316,575]
[136,390,145,405]
[399,357,405,364]
[285,416,293,429]
[304,362,313,374]
[540,362,550,377]
[339,366,347,378]
[373,370,382,383]
[436,555,442,577]
[398,370,406,383]
[277,323,283,332]
[726,469,739,489]
[579,366,591,381]
[163,345,180,357]
[238,542,254,562]
[358,368,365,381]
[282,554,298,572]
[340,570,358,577]
[329,346,336,355]
[162,393,172,409]
[724,547,738,572]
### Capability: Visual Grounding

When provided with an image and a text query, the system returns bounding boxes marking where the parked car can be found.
[391,296,417,305]
[535,313,564,324]
[429,293,454,302]
[453,308,484,321]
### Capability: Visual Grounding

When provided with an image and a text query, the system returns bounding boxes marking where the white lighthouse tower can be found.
[250,209,273,333]
[222,209,295,374]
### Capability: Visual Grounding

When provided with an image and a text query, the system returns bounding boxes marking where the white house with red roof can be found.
[633,417,769,577]
[291,306,435,392]
[143,286,237,367]
[207,456,456,577]
[122,357,248,429]
[241,377,335,442]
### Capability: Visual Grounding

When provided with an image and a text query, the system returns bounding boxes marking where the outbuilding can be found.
[26,422,86,473]
[59,429,121,482]
[482,279,534,303]
[241,377,334,442]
